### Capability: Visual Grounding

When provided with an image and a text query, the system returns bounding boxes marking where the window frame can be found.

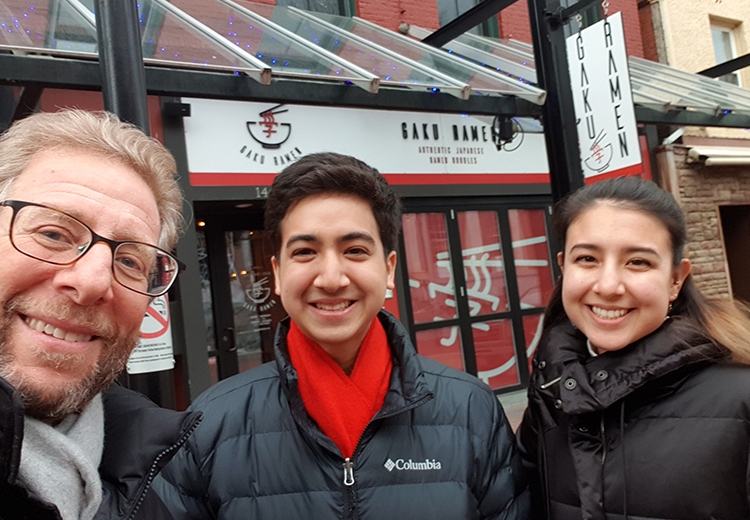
[397,196,555,394]
[710,23,742,87]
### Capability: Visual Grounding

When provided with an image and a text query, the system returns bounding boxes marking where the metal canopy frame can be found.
[410,25,537,83]
[291,8,473,100]
[0,52,537,116]
[153,0,272,84]
[349,15,545,104]
[219,0,380,92]
[417,23,750,129]
[0,0,544,120]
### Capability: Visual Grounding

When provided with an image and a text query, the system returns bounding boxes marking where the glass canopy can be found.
[413,25,750,118]
[0,0,545,103]
[242,3,472,99]
[0,0,98,56]
[306,11,545,103]
[168,0,378,91]
[2,0,747,116]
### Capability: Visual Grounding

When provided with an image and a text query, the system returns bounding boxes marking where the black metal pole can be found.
[94,0,150,134]
[527,0,584,202]
[95,0,175,405]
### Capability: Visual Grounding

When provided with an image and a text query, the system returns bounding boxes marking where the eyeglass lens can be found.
[10,204,178,296]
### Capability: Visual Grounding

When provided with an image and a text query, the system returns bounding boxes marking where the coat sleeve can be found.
[151,427,215,520]
[516,404,546,520]
[475,394,531,520]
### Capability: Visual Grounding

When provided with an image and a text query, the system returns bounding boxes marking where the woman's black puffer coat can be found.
[518,317,750,520]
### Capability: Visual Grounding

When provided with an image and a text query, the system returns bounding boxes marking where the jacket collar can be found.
[275,310,434,451]
[0,378,202,518]
[534,317,725,415]
[0,376,25,485]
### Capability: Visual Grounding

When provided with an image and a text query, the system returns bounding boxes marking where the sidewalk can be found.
[498,390,528,432]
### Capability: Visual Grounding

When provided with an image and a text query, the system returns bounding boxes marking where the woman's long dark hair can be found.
[545,176,750,363]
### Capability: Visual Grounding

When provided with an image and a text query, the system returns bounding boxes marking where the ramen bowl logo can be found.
[246,103,292,149]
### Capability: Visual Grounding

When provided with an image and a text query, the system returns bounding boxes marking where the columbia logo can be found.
[384,458,442,472]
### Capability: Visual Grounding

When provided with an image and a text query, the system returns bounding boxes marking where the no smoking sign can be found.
[127,295,175,374]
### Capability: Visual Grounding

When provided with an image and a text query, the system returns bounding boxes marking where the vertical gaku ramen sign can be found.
[566,11,642,181]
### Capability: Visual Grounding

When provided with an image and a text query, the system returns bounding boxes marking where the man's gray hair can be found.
[0,110,183,249]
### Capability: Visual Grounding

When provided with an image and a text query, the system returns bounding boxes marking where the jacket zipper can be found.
[340,393,434,519]
[343,457,357,520]
[600,415,607,464]
[343,458,355,486]
[124,413,203,520]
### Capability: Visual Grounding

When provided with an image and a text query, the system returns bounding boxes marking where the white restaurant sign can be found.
[181,97,549,187]
[566,12,642,181]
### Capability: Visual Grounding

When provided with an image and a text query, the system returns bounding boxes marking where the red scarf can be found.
[287,318,392,459]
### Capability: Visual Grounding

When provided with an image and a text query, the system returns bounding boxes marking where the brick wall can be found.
[668,146,750,300]
[496,0,644,58]
[498,2,532,42]
[611,0,644,58]
[357,0,440,32]
[638,1,659,62]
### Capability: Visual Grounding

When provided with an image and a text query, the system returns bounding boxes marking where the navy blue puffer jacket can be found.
[155,311,530,519]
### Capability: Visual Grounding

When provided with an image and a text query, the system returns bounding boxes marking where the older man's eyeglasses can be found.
[1,200,184,297]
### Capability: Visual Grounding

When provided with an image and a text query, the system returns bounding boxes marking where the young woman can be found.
[518,176,750,520]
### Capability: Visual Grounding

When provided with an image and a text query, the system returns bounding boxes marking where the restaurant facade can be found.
[2,0,747,409]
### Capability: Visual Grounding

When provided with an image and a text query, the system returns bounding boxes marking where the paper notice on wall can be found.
[127,295,175,374]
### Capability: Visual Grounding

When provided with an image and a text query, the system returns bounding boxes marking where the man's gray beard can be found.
[0,295,140,424]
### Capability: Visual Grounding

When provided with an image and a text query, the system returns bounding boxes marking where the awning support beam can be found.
[0,53,542,118]
[698,52,750,79]
[10,85,44,124]
[422,0,518,48]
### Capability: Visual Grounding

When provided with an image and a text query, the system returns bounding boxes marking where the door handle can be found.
[223,327,237,352]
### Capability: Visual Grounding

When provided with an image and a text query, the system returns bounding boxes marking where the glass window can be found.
[508,209,553,309]
[402,213,458,324]
[196,226,216,353]
[473,319,518,389]
[225,229,282,374]
[276,0,353,16]
[522,313,543,374]
[436,0,497,37]
[402,205,553,393]
[711,25,741,86]
[416,326,464,371]
[456,210,509,316]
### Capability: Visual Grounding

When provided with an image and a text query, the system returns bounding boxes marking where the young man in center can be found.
[155,152,530,519]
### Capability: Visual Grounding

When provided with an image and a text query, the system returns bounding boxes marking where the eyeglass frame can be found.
[0,199,185,297]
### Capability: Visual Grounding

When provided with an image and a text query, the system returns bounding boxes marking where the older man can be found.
[156,153,530,519]
[0,110,201,520]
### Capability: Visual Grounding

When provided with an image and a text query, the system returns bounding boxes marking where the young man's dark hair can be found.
[264,152,403,254]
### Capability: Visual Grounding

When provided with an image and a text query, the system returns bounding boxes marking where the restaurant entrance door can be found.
[195,203,286,384]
